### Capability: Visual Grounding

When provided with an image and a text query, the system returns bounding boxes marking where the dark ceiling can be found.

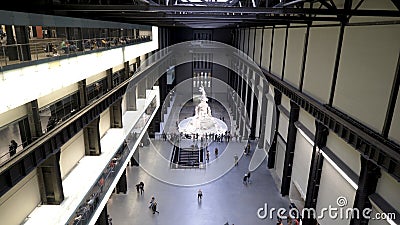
[4,0,400,28]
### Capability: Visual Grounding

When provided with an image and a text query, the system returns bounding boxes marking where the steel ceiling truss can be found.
[5,0,400,28]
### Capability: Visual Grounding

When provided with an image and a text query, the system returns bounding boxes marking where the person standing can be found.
[139,181,144,195]
[197,189,203,201]
[9,140,18,157]
[214,148,218,158]
[206,150,210,162]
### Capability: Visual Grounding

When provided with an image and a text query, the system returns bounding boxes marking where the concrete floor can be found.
[107,139,290,225]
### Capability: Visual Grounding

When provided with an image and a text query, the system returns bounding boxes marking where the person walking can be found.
[151,201,159,214]
[197,189,203,201]
[206,150,210,162]
[234,154,238,166]
[243,173,248,184]
[149,196,155,208]
[214,148,218,158]
[246,171,251,183]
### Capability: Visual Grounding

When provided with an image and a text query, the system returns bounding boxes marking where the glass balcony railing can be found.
[0,35,151,70]
[67,97,157,225]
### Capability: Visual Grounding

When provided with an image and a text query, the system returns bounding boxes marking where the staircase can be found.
[171,146,204,169]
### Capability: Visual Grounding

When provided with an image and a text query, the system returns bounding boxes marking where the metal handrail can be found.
[0,35,151,70]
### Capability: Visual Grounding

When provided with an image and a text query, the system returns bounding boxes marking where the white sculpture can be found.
[178,85,227,136]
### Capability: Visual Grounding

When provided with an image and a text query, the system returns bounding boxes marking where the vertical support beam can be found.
[14,25,31,61]
[280,100,300,196]
[299,24,310,92]
[83,117,101,156]
[116,168,127,194]
[95,204,108,225]
[124,61,130,81]
[137,79,147,99]
[382,52,400,138]
[257,91,267,148]
[269,25,275,73]
[247,28,251,57]
[281,25,290,81]
[37,151,64,205]
[350,157,381,225]
[106,68,113,90]
[268,88,282,168]
[126,84,137,111]
[303,121,329,225]
[328,22,346,106]
[78,79,88,109]
[110,99,123,128]
[26,100,42,141]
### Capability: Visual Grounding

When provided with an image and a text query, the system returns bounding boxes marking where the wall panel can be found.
[99,108,111,138]
[291,131,313,198]
[271,27,285,78]
[244,29,249,56]
[298,108,315,133]
[275,136,286,182]
[316,159,356,225]
[389,91,400,144]
[333,25,400,132]
[254,28,263,65]
[326,132,361,175]
[261,28,272,69]
[0,104,27,127]
[0,171,40,225]
[278,114,289,142]
[248,29,255,60]
[60,131,85,178]
[303,26,339,103]
[86,71,107,85]
[284,27,306,88]
[375,171,400,212]
[37,83,78,108]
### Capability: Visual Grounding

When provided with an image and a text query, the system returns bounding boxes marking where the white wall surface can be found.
[244,29,249,55]
[254,28,263,65]
[37,83,79,108]
[333,25,400,132]
[375,171,400,212]
[316,158,356,225]
[0,104,27,127]
[326,132,361,175]
[261,28,272,70]
[291,131,313,198]
[248,29,255,60]
[86,71,108,85]
[99,108,111,138]
[0,170,40,225]
[281,94,291,111]
[303,26,339,103]
[271,27,286,78]
[275,136,286,182]
[284,27,306,88]
[389,91,400,144]
[278,114,289,142]
[298,109,315,133]
[60,131,85,178]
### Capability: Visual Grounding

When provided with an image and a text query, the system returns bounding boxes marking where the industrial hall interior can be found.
[0,0,399,225]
